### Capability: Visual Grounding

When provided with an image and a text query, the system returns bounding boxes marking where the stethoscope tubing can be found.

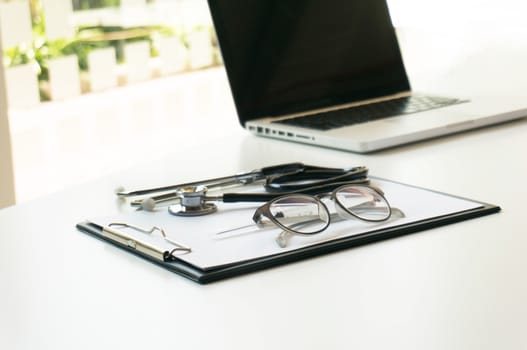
[165,180,375,216]
[221,179,370,202]
[130,167,369,208]
[134,179,371,210]
[265,166,368,192]
[124,163,371,215]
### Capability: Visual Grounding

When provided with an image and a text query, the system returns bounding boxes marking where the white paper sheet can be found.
[90,179,483,270]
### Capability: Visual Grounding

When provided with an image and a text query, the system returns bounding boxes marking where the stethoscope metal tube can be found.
[116,162,306,197]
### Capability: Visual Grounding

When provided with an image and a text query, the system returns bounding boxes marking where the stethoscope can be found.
[116,163,369,216]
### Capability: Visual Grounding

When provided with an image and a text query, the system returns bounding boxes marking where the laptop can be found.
[207,0,527,153]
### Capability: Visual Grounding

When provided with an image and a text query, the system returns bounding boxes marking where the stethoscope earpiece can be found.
[141,197,157,212]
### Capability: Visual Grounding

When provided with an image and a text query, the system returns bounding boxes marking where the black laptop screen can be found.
[208,0,411,125]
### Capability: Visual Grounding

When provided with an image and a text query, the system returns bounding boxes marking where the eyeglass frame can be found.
[252,184,393,240]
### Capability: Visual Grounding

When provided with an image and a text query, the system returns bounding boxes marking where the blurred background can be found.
[0,0,525,205]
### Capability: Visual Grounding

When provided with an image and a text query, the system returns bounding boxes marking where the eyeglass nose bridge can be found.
[252,211,265,228]
[253,204,289,229]
[258,194,332,235]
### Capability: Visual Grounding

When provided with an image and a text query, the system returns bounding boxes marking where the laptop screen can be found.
[208,0,410,125]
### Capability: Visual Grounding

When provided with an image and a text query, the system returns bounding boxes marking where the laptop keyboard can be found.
[272,95,464,131]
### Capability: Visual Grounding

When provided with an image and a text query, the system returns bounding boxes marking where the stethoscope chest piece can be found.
[168,202,217,216]
[167,185,218,217]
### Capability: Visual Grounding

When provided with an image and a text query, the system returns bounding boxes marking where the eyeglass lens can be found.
[334,186,390,221]
[269,196,330,235]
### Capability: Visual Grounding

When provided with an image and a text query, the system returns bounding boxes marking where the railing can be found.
[0,0,218,110]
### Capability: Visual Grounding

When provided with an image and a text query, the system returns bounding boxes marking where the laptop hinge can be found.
[267,91,412,121]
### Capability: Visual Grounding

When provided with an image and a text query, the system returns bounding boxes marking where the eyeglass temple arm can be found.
[275,208,406,248]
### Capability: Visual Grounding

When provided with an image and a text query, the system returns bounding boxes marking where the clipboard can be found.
[76,178,500,284]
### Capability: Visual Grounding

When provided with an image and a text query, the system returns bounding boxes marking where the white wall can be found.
[388,0,527,31]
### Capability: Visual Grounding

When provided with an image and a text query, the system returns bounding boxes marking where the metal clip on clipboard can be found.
[101,223,191,262]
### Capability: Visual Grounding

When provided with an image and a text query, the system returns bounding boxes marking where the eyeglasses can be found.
[252,184,392,247]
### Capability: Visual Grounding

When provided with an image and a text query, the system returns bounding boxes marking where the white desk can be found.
[1,28,526,349]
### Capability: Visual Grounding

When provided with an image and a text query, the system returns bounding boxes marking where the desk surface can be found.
[1,28,527,349]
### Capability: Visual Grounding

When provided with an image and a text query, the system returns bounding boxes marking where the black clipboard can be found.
[77,196,499,284]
